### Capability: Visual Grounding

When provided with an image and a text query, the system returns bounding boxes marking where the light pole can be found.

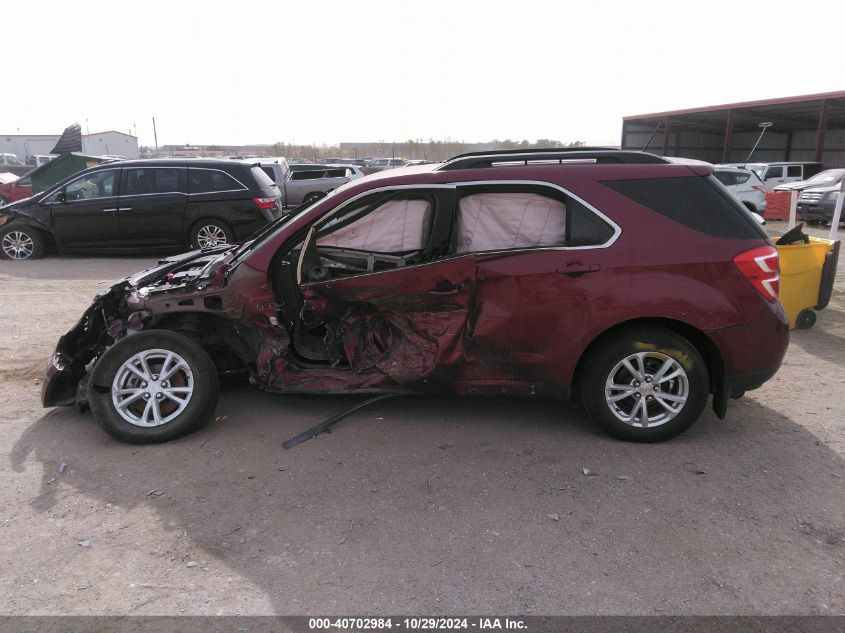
[747,122,773,161]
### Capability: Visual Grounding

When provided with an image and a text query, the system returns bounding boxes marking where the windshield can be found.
[227,186,346,267]
[808,169,845,183]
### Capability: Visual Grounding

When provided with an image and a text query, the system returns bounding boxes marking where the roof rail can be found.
[436,147,668,171]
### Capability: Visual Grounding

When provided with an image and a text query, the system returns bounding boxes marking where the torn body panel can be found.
[42,246,263,407]
[274,255,477,390]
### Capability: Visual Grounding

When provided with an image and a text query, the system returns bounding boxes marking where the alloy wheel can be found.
[604,351,689,428]
[196,225,228,248]
[1,231,35,259]
[111,349,195,427]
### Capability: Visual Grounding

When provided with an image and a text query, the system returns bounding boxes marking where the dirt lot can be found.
[1,225,843,616]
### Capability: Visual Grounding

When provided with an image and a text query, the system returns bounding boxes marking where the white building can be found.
[0,131,140,160]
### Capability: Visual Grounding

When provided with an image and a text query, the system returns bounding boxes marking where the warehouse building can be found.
[0,130,139,160]
[621,90,845,167]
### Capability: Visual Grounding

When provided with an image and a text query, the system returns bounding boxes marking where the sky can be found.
[4,0,844,148]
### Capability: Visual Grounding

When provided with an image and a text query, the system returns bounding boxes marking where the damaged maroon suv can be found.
[42,148,789,444]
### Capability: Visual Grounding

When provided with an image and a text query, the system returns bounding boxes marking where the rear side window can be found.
[454,189,614,253]
[188,169,245,194]
[602,176,768,239]
[787,165,802,177]
[735,172,750,184]
[122,168,185,195]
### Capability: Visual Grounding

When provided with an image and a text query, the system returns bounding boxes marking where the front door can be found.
[288,187,473,389]
[48,168,123,249]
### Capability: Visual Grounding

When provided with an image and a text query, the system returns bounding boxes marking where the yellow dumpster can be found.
[776,236,840,329]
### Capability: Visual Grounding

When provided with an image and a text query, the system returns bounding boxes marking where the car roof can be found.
[90,158,250,169]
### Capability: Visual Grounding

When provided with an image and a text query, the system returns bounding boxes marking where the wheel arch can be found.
[572,317,724,402]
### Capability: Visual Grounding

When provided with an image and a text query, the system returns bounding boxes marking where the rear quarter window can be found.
[602,176,768,239]
[251,165,276,188]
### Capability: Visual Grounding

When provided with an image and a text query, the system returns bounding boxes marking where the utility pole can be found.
[152,117,159,156]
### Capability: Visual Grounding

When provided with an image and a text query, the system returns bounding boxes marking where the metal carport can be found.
[621,90,845,167]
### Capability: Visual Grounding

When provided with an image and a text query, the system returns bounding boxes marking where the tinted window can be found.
[735,172,751,184]
[787,165,802,177]
[251,165,275,188]
[713,171,737,186]
[122,168,184,195]
[602,176,768,240]
[188,169,244,193]
[764,166,783,180]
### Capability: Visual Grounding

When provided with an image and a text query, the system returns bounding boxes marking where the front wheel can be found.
[87,330,219,443]
[190,220,234,249]
[580,328,709,442]
[0,226,46,260]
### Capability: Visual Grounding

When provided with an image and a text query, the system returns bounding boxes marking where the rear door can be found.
[48,168,123,248]
[449,183,619,388]
[117,166,188,246]
[293,187,473,386]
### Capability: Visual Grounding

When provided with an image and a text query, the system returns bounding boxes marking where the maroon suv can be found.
[42,148,789,443]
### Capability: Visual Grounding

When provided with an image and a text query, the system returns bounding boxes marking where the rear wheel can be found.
[88,330,219,443]
[581,328,709,442]
[190,220,234,249]
[0,226,46,260]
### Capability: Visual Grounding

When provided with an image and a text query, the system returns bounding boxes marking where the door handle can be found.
[557,262,601,276]
[118,207,133,212]
[102,208,119,213]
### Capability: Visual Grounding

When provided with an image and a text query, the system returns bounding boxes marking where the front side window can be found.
[188,169,244,193]
[65,170,117,200]
[317,198,433,252]
[122,168,184,195]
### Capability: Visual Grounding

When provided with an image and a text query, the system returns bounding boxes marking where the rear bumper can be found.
[706,301,789,418]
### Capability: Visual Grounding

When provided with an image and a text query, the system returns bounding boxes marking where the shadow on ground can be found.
[9,388,845,614]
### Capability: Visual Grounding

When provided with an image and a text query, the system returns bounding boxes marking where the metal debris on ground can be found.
[186,561,198,568]
[78,540,90,548]
[58,463,67,473]
[582,467,597,476]
[146,489,165,497]
[546,513,560,521]
[616,475,633,480]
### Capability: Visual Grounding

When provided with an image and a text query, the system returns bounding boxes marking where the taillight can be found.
[733,245,779,302]
[751,185,766,192]
[253,196,278,210]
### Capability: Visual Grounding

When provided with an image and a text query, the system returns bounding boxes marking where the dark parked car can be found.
[797,184,845,225]
[0,159,282,259]
[42,148,788,444]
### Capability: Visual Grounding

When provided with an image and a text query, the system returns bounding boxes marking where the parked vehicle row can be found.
[0,159,282,259]
[39,148,788,448]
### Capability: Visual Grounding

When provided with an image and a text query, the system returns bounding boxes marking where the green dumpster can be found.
[29,152,114,194]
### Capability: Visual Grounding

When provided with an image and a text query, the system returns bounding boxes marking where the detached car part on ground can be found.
[0,159,282,260]
[42,149,789,444]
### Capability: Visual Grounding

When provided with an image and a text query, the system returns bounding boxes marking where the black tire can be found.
[87,330,219,444]
[189,219,234,249]
[796,309,816,329]
[580,327,709,442]
[0,225,46,260]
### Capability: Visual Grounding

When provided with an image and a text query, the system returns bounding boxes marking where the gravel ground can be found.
[0,224,843,615]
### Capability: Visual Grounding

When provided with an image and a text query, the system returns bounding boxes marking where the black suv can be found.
[0,159,282,260]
